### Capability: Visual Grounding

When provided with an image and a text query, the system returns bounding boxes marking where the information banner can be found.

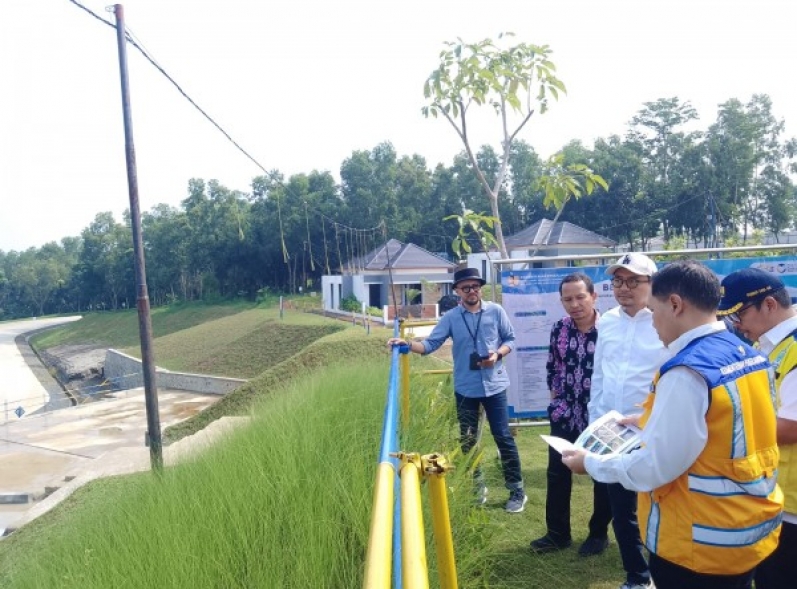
[501,255,797,418]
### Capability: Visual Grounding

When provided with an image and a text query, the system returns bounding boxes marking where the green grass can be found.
[30,300,254,350]
[162,327,389,442]
[0,363,387,588]
[122,308,346,377]
[1,303,630,587]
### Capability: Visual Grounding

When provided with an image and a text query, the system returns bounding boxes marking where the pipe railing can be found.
[363,320,458,589]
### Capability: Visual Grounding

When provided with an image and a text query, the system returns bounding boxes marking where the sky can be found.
[2,0,797,252]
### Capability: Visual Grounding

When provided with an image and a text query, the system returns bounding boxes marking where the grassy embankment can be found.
[2,300,627,588]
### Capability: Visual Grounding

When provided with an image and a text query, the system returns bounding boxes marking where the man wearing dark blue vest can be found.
[563,260,783,589]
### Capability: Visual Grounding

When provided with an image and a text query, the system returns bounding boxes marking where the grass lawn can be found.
[30,300,255,350]
[2,303,633,588]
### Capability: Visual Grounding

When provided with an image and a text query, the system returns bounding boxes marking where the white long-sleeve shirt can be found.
[587,305,666,422]
[585,322,726,491]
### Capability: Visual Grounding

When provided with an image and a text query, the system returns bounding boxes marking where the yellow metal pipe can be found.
[400,461,429,589]
[401,320,439,328]
[363,462,395,589]
[427,471,458,589]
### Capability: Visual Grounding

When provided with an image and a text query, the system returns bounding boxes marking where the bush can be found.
[339,295,361,313]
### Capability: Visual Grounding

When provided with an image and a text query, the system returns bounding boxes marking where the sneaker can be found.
[618,581,654,589]
[505,489,528,513]
[530,534,572,553]
[578,535,609,557]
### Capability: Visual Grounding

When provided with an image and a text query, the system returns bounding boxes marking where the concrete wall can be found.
[104,350,246,395]
[322,275,343,310]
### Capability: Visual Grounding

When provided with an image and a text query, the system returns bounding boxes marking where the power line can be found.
[67,0,382,238]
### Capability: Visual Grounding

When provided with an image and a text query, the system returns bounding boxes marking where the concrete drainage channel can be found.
[0,482,70,539]
[0,487,58,539]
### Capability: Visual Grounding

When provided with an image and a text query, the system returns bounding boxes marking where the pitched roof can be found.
[344,239,456,271]
[505,219,616,248]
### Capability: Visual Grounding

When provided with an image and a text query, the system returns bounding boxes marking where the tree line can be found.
[1,95,794,320]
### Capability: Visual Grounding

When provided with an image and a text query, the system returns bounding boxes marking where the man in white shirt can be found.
[563,260,782,589]
[717,267,797,589]
[586,252,663,589]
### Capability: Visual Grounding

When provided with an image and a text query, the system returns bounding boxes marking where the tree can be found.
[532,152,608,255]
[627,97,700,243]
[423,33,566,257]
[445,209,500,262]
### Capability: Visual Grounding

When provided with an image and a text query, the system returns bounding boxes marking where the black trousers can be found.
[545,420,613,542]
[754,520,797,589]
[649,552,753,589]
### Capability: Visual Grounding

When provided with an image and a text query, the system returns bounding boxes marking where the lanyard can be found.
[461,307,483,352]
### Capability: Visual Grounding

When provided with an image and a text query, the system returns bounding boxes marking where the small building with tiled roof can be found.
[322,239,457,316]
[504,219,616,254]
[468,219,617,282]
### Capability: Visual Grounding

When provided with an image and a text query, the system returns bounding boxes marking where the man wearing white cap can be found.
[586,253,665,589]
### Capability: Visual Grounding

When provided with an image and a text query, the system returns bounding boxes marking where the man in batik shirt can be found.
[531,272,613,556]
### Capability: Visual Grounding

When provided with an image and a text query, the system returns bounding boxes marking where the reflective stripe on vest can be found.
[689,471,779,497]
[693,512,782,547]
[724,379,747,458]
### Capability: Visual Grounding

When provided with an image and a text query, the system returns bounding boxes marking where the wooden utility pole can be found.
[112,4,163,471]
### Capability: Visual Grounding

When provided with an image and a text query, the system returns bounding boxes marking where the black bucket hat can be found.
[453,267,486,287]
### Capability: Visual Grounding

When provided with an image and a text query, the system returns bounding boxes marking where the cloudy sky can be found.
[2,0,796,251]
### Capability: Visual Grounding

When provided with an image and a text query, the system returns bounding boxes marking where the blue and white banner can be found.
[501,255,797,418]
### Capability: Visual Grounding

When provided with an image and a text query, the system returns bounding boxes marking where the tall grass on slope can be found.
[163,329,387,442]
[0,362,390,588]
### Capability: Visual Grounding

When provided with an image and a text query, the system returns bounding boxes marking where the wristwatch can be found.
[496,352,503,361]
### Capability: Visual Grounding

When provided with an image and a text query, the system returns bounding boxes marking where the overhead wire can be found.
[73,0,704,267]
[67,0,383,271]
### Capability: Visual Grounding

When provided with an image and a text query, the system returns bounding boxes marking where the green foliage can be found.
[538,153,609,212]
[444,209,499,262]
[422,33,565,120]
[3,90,797,318]
[255,287,272,304]
[339,294,362,313]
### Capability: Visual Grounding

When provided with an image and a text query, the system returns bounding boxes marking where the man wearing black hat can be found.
[387,267,526,512]
[718,267,797,589]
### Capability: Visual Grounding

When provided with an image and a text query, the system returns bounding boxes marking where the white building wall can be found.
[321,275,343,310]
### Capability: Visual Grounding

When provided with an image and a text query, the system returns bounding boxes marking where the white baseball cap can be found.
[606,253,658,276]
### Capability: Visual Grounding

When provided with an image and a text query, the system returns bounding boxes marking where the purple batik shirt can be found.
[546,313,599,434]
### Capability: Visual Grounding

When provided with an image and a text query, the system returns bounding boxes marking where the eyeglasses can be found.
[728,303,755,324]
[611,276,650,289]
[458,284,481,293]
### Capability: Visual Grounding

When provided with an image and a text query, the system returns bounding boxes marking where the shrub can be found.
[339,295,361,313]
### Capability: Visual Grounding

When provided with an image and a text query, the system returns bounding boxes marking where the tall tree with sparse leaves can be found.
[423,33,566,257]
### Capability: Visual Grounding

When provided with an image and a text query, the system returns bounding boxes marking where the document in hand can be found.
[541,410,642,455]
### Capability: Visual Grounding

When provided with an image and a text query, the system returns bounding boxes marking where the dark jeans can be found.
[754,520,797,589]
[545,420,612,543]
[455,391,523,490]
[649,552,753,589]
[604,482,650,585]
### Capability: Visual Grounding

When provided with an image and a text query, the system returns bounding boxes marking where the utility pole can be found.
[113,4,163,471]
